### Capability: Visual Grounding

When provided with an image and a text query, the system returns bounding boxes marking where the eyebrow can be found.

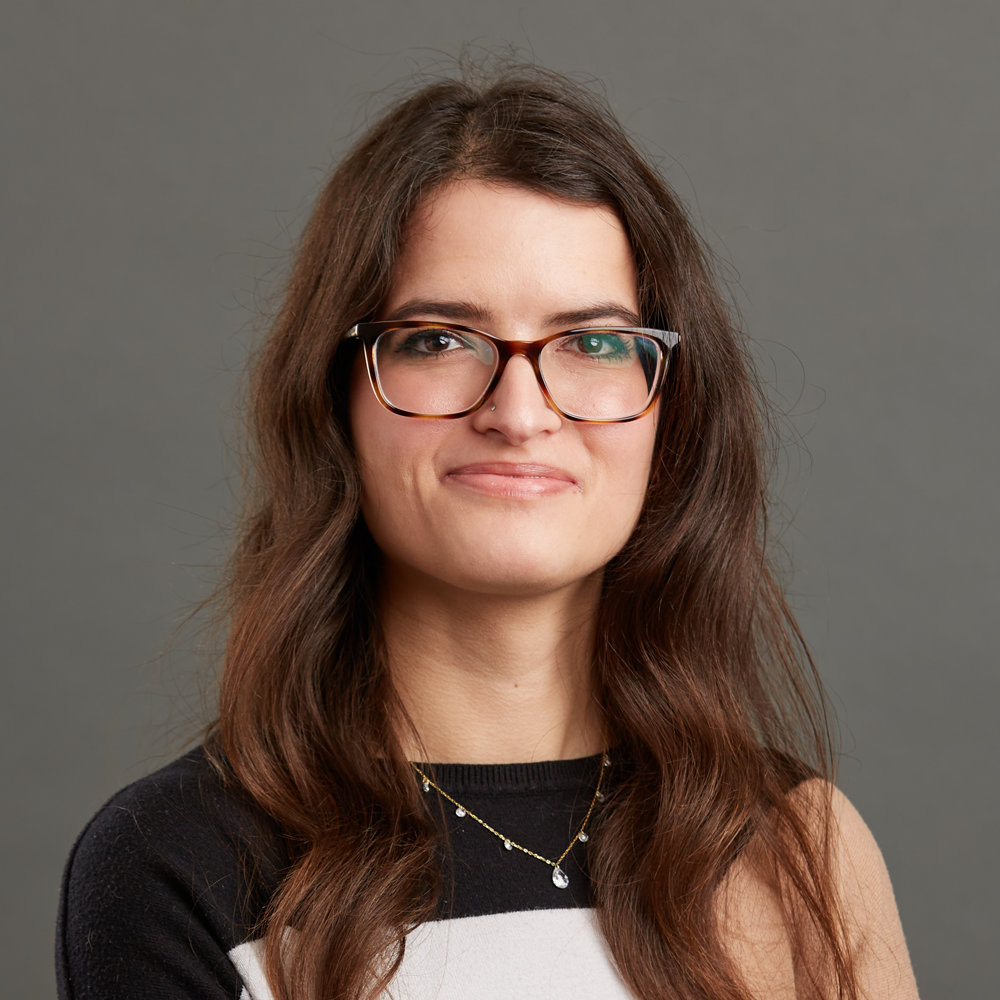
[385,300,492,324]
[384,299,642,329]
[544,303,643,328]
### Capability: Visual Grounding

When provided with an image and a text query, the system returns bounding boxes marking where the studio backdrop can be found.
[2,2,996,996]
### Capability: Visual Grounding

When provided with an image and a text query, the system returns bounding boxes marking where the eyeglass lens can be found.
[371,326,663,420]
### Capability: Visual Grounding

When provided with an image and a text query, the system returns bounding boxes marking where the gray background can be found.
[2,2,996,996]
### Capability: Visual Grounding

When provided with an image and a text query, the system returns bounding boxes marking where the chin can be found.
[460,567,587,597]
[372,516,627,599]
[431,537,606,597]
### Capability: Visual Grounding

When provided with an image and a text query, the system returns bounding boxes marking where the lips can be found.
[442,462,580,498]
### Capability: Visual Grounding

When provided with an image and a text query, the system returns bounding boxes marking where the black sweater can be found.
[57,747,632,999]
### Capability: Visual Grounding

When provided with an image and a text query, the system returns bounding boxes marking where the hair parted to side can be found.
[209,60,858,1000]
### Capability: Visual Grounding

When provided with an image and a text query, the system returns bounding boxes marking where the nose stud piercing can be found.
[491,405,496,411]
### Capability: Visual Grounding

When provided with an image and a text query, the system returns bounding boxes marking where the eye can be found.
[563,332,633,359]
[396,328,471,355]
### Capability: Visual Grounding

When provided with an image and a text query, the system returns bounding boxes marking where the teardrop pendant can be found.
[422,779,430,793]
[504,840,512,850]
[455,807,466,817]
[551,866,570,889]
[577,831,589,842]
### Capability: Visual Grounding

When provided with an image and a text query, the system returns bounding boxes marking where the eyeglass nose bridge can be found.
[477,339,559,415]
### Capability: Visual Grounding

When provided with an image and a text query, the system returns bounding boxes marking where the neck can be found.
[381,563,604,764]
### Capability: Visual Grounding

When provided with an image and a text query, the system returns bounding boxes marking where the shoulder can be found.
[66,746,282,903]
[70,746,265,858]
[800,781,919,997]
[789,779,882,871]
[787,780,899,922]
[70,747,215,851]
[58,747,285,1000]
[719,780,919,999]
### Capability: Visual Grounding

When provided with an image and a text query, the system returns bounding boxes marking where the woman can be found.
[57,65,919,1000]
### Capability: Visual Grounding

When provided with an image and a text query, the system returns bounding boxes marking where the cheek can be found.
[349,371,443,534]
[578,420,657,560]
[604,421,658,532]
[350,356,408,475]
[350,363,402,511]
[594,417,657,493]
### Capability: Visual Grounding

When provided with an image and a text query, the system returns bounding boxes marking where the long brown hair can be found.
[210,62,856,999]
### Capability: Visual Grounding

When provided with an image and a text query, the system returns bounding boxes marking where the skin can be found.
[350,180,658,764]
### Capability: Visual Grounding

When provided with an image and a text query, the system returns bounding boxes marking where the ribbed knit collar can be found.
[414,752,605,794]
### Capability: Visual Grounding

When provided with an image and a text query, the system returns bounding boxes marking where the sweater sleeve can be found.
[56,750,281,1000]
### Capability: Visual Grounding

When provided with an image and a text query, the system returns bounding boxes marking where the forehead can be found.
[383,181,638,327]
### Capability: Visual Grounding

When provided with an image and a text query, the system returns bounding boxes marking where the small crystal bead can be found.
[455,807,466,818]
[422,779,430,793]
[577,831,589,842]
[551,866,570,889]
[604,756,611,767]
[597,791,605,802]
[504,840,512,850]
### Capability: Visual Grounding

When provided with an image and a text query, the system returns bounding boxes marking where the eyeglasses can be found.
[346,321,680,423]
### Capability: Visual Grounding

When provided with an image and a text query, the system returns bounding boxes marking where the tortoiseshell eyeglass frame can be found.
[345,321,681,424]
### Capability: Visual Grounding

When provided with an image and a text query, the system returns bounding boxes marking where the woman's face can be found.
[350,180,658,597]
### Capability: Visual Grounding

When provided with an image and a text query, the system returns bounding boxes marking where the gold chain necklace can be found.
[410,752,610,890]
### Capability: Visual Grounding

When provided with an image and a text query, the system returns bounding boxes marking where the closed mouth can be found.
[444,462,579,485]
[442,463,581,497]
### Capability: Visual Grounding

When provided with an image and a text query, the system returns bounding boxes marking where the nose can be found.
[470,355,562,442]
